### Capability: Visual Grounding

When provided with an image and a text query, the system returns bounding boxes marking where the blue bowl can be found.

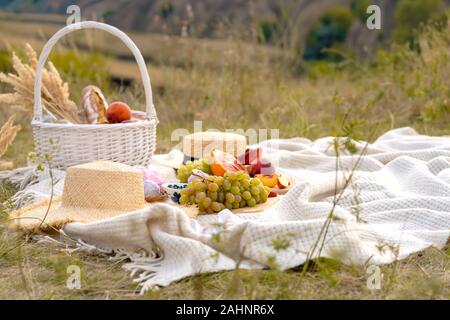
[162,183,188,203]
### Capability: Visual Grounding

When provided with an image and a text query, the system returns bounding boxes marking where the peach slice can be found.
[255,174,278,188]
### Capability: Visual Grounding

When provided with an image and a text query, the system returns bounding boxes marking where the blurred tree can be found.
[303,6,354,61]
[351,0,370,22]
[159,1,175,20]
[258,18,278,43]
[393,0,447,45]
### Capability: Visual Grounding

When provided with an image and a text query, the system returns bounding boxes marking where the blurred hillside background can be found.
[0,0,449,163]
[1,0,449,54]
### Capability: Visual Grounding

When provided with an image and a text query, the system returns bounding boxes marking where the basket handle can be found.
[34,21,157,123]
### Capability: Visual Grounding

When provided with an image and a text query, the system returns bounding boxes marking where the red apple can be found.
[106,101,132,123]
[277,174,290,189]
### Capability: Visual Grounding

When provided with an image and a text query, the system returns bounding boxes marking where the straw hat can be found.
[182,131,247,163]
[10,161,146,233]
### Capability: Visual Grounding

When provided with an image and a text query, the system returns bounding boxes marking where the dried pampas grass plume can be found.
[0,43,81,123]
[0,115,20,159]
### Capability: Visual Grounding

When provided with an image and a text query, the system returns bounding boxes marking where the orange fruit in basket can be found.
[210,149,246,176]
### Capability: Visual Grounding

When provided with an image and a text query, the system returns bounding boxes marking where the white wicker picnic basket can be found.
[32,21,158,170]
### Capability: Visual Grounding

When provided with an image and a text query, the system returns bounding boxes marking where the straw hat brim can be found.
[9,196,144,233]
[9,196,200,233]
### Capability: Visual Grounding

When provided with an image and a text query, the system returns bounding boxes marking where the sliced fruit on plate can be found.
[210,149,246,176]
[268,190,278,197]
[255,174,278,188]
[277,174,290,189]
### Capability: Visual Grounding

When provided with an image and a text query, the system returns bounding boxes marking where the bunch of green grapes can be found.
[177,159,212,182]
[179,171,270,213]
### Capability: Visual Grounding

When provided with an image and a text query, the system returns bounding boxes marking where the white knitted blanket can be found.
[4,128,450,292]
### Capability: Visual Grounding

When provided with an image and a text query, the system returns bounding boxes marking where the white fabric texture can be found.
[5,127,450,292]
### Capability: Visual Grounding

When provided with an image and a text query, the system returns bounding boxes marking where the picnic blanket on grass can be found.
[2,127,450,293]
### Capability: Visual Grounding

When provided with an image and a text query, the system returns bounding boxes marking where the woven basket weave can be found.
[32,21,158,170]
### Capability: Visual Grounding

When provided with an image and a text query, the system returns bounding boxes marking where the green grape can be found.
[230,185,240,195]
[242,191,252,200]
[250,186,260,196]
[226,172,237,182]
[218,191,225,203]
[206,207,213,214]
[177,159,212,182]
[208,182,219,192]
[211,202,222,212]
[179,165,188,173]
[177,167,188,181]
[260,192,268,203]
[201,159,211,171]
[223,180,231,191]
[181,163,269,212]
[215,176,224,185]
[241,179,250,188]
[225,193,235,203]
[203,197,212,208]
[195,182,207,191]
[258,186,266,196]
[179,195,189,205]
[209,191,218,201]
[247,198,256,207]
[236,171,246,180]
[196,191,206,202]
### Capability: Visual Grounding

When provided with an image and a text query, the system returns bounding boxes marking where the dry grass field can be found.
[0,13,449,299]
